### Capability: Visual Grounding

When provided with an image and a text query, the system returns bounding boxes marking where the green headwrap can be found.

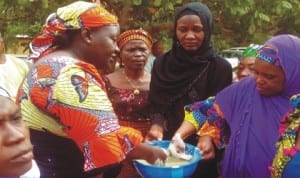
[241,44,262,60]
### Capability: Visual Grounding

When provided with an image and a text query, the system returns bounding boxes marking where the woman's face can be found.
[253,59,285,96]
[87,25,120,72]
[120,40,151,70]
[237,57,256,80]
[176,14,204,52]
[0,96,33,176]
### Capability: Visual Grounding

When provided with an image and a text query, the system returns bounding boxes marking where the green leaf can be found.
[175,0,182,4]
[248,23,256,34]
[281,1,293,9]
[153,0,162,7]
[41,0,48,8]
[166,2,174,10]
[295,17,300,25]
[132,0,142,6]
[258,13,270,22]
[18,0,29,6]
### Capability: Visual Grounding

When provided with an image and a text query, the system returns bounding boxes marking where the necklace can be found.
[123,70,143,95]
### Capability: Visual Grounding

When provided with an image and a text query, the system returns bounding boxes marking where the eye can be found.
[253,70,259,76]
[177,27,188,33]
[139,47,148,52]
[238,65,245,70]
[265,74,275,80]
[126,48,135,53]
[12,115,22,121]
[249,66,255,71]
[10,109,23,124]
[111,36,118,43]
[193,26,203,33]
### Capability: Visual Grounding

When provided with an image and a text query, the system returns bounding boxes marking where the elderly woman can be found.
[170,34,300,178]
[17,1,166,177]
[105,28,153,136]
[104,28,153,178]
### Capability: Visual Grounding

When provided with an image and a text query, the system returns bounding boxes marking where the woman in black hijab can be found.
[146,2,232,178]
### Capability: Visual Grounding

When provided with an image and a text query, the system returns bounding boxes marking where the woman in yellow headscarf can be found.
[18,1,167,177]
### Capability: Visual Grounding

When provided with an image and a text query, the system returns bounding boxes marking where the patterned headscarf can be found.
[270,94,300,178]
[257,44,280,66]
[117,28,153,50]
[241,44,262,60]
[30,1,118,62]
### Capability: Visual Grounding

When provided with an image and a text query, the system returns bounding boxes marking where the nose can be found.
[115,44,120,54]
[185,31,196,39]
[254,74,265,86]
[111,45,120,59]
[133,50,144,57]
[240,68,251,77]
[3,122,26,145]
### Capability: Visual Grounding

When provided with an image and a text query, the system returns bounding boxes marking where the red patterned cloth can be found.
[18,56,143,172]
[104,76,152,137]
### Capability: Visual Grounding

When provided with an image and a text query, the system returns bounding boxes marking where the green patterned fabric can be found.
[241,44,262,59]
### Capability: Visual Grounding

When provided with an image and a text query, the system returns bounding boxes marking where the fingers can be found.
[169,134,185,154]
[199,146,215,160]
[145,133,162,142]
[148,147,168,164]
[197,136,216,160]
[145,126,163,142]
[172,133,185,148]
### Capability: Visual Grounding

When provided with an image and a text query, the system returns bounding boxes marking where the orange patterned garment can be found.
[18,56,143,172]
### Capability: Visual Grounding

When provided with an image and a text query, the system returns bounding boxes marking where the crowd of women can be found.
[0,1,299,178]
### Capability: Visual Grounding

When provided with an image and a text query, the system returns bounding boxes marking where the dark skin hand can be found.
[126,143,167,164]
[196,135,216,160]
[145,124,164,142]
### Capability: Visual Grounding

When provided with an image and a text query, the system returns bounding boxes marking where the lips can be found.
[132,60,146,65]
[256,85,266,93]
[183,43,197,47]
[10,147,33,164]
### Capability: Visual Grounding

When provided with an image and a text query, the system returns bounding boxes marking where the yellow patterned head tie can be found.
[117,29,153,50]
[30,1,118,62]
[57,1,118,29]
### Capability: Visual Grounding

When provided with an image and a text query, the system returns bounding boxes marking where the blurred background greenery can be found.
[1,0,299,54]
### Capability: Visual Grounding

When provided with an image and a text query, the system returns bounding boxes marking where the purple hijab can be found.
[216,34,300,178]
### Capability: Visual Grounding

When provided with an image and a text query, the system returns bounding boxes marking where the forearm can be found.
[126,143,167,164]
[126,143,153,160]
[175,121,197,140]
[184,97,229,149]
[151,113,167,131]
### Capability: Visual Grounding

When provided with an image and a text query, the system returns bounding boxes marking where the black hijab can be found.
[149,2,217,104]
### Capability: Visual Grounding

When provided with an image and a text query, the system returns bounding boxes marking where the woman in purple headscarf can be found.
[168,34,300,178]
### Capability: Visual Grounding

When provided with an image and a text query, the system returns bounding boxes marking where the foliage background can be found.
[1,0,299,53]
